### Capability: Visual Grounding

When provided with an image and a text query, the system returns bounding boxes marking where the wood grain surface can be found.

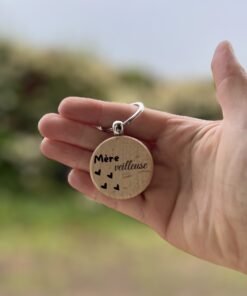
[90,136,153,199]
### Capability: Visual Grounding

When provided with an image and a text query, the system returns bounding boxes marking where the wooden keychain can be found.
[89,102,154,200]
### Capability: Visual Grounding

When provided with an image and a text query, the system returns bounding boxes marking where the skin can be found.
[38,41,247,274]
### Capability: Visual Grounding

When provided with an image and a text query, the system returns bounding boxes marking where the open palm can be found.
[38,41,247,274]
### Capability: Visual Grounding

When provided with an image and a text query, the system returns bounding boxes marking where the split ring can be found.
[98,102,144,135]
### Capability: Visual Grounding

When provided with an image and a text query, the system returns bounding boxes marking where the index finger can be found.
[58,97,168,141]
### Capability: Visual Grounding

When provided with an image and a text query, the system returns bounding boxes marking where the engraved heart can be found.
[101,183,107,189]
[107,172,113,179]
[114,184,120,191]
[94,169,101,176]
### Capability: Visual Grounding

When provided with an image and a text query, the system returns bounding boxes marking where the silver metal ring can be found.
[98,102,144,135]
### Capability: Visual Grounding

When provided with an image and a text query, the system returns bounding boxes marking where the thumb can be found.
[211,41,247,125]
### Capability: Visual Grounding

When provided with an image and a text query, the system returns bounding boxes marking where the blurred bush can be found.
[0,41,221,198]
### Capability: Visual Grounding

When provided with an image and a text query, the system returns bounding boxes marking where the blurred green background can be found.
[1,1,247,295]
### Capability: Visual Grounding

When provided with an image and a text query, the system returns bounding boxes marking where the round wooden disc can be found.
[90,135,153,199]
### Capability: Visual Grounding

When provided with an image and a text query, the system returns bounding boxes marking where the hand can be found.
[38,41,247,274]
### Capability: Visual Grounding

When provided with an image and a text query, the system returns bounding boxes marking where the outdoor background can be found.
[0,1,247,295]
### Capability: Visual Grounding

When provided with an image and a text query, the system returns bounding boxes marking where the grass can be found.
[0,191,246,295]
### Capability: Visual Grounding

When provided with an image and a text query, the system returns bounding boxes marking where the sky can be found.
[0,0,246,79]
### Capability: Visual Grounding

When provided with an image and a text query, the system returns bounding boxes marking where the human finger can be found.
[38,113,109,151]
[211,41,247,125]
[40,138,91,172]
[68,168,147,223]
[58,97,169,141]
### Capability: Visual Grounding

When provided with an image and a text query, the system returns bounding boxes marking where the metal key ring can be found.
[97,102,144,136]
